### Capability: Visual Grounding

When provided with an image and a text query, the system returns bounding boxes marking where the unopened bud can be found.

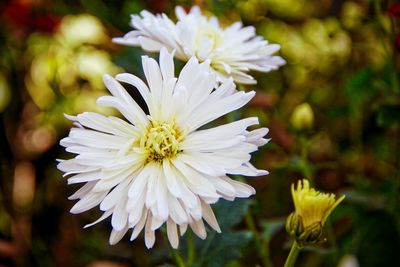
[298,222,323,245]
[290,103,314,130]
[285,212,304,237]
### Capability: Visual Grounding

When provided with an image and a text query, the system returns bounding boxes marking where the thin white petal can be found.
[109,225,129,245]
[201,201,221,233]
[167,219,179,249]
[145,213,156,248]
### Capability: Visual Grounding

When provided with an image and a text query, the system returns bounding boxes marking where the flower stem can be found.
[284,241,301,267]
[170,249,187,267]
[187,229,195,265]
[245,212,274,267]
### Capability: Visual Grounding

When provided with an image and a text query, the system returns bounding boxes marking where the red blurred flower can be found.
[147,0,169,13]
[396,33,400,51]
[33,15,61,33]
[2,0,60,34]
[2,0,30,29]
[388,3,400,18]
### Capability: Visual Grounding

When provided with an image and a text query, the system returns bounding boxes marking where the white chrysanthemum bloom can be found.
[58,48,269,249]
[113,6,285,85]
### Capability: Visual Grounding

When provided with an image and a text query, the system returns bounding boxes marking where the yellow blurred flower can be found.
[59,14,107,47]
[24,14,123,129]
[290,103,314,130]
[0,72,11,112]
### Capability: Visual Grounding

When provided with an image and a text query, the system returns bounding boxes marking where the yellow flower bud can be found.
[286,179,345,246]
[290,103,314,130]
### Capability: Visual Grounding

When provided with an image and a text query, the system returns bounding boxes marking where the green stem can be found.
[284,241,301,267]
[170,249,187,267]
[164,232,187,267]
[245,212,274,267]
[187,229,195,265]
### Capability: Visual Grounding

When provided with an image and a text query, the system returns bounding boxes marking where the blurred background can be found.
[0,0,399,266]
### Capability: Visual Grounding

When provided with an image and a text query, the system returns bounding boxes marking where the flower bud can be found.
[290,103,314,130]
[285,212,304,237]
[298,221,323,244]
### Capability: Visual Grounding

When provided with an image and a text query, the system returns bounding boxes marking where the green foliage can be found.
[377,104,400,126]
[181,199,253,267]
[345,67,375,107]
[261,219,284,241]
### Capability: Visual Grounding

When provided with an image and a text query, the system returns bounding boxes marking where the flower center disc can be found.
[141,120,184,163]
[196,25,221,53]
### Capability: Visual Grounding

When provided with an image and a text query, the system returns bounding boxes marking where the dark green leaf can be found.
[260,218,285,241]
[377,104,400,126]
[345,68,375,106]
[189,199,253,267]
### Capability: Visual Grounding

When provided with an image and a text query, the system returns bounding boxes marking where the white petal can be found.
[221,176,256,198]
[67,171,100,185]
[109,225,129,245]
[179,223,188,236]
[167,219,179,249]
[128,165,151,198]
[70,190,108,214]
[68,181,96,200]
[159,47,175,81]
[151,215,164,231]
[172,158,219,199]
[145,166,159,208]
[111,198,129,231]
[130,208,148,240]
[155,168,169,221]
[97,95,148,130]
[168,195,188,224]
[103,75,148,128]
[100,179,130,211]
[142,56,163,106]
[127,190,146,225]
[163,160,198,208]
[145,213,156,248]
[84,209,113,228]
[201,201,221,233]
[115,73,151,108]
[190,219,207,239]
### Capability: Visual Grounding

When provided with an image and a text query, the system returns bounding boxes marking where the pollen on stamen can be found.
[140,119,185,163]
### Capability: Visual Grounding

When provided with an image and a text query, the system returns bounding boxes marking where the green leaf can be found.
[188,199,253,267]
[345,67,375,106]
[355,212,400,267]
[340,189,385,209]
[377,104,400,126]
[260,218,285,241]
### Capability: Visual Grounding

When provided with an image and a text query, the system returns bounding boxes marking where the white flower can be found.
[58,48,269,249]
[113,6,285,85]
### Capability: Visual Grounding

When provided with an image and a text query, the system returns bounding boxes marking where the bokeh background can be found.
[1,0,400,266]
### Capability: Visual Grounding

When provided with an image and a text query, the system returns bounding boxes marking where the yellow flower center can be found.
[140,119,184,163]
[291,179,344,228]
[196,25,221,55]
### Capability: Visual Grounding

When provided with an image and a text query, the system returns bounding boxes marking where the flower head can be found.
[291,179,344,228]
[286,179,345,245]
[58,48,269,248]
[113,6,285,85]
